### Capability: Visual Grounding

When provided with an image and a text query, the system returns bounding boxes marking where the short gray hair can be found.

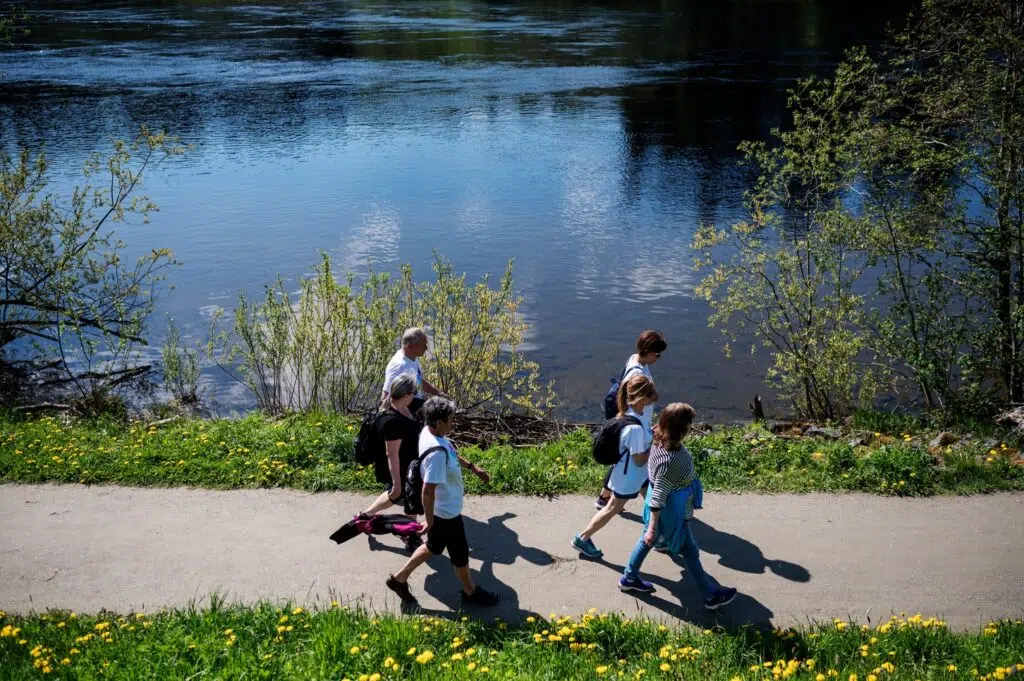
[389,373,417,401]
[402,327,427,348]
[422,396,456,427]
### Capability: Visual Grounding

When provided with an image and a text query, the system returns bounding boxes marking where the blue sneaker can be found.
[703,587,737,611]
[618,575,655,594]
[572,534,603,559]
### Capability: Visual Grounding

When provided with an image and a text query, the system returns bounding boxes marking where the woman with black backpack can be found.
[573,374,658,559]
[359,373,423,552]
[596,330,667,510]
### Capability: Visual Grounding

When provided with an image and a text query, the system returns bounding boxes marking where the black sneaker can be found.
[386,575,419,605]
[703,587,737,611]
[594,495,609,510]
[461,587,500,606]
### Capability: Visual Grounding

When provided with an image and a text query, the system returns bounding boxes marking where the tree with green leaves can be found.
[695,0,1024,418]
[0,127,184,409]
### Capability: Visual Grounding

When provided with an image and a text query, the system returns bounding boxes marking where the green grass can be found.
[1,411,1022,496]
[1,603,1021,680]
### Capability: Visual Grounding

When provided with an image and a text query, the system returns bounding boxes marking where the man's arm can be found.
[456,454,489,484]
[421,378,447,398]
[420,482,437,534]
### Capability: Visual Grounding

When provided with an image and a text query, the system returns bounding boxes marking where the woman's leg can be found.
[580,496,628,539]
[362,490,394,515]
[622,532,654,581]
[678,522,719,598]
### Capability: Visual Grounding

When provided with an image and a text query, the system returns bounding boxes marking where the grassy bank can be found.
[1,603,1022,680]
[1,411,1023,496]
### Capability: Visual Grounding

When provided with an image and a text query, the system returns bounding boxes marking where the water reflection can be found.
[0,0,915,418]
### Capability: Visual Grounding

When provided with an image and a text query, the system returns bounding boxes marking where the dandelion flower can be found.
[349,646,361,655]
[468,662,478,671]
[947,666,957,672]
[369,674,381,681]
[660,663,671,672]
[597,666,609,675]
[416,650,435,665]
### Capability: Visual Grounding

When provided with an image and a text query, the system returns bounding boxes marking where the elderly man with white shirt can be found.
[382,327,449,412]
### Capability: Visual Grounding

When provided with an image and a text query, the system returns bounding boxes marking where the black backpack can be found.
[403,445,447,516]
[592,415,641,467]
[353,410,384,466]
[603,366,643,420]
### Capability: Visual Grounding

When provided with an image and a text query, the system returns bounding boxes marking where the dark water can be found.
[0,0,914,419]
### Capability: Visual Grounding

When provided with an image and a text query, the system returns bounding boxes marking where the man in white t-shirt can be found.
[381,327,449,410]
[385,397,498,608]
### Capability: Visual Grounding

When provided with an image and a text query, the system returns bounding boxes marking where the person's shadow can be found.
[369,512,549,622]
[619,512,811,583]
[689,518,811,583]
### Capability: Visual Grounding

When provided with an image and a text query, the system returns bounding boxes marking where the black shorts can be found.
[426,515,470,568]
[384,482,404,506]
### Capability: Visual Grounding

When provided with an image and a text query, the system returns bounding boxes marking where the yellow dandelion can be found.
[349,646,361,655]
[597,666,609,675]
[416,650,435,665]
[660,663,671,672]
[468,662,478,671]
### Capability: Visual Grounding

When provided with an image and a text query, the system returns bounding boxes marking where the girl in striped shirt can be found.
[618,403,738,611]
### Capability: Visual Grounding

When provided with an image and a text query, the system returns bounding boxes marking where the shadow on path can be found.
[365,512,550,622]
[690,518,811,583]
[619,512,811,583]
[595,554,776,632]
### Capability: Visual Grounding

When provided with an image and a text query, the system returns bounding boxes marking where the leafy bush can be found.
[205,253,552,415]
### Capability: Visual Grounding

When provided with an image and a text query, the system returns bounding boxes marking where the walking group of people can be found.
[350,327,737,612]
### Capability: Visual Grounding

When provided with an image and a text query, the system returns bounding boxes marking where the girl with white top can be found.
[596,330,667,510]
[573,374,658,559]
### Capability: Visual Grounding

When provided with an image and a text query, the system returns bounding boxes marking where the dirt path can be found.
[2,484,1022,630]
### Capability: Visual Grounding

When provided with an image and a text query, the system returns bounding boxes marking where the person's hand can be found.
[388,486,402,503]
[643,528,657,548]
[418,519,432,536]
[472,465,490,485]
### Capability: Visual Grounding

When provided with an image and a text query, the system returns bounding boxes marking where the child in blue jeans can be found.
[619,403,737,611]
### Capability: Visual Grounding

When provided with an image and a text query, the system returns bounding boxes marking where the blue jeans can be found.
[623,521,719,598]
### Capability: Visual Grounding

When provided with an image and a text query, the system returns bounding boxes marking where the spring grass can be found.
[1,410,1022,496]
[1,603,1022,680]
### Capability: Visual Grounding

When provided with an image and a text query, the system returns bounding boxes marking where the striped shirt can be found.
[647,444,696,519]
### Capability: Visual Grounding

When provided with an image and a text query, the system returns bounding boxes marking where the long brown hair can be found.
[617,374,658,417]
[653,403,696,450]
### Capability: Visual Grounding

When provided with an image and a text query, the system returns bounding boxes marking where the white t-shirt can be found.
[622,354,654,420]
[607,407,653,496]
[383,349,423,396]
[419,427,464,520]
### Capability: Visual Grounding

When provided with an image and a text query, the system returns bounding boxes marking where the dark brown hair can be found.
[636,330,667,356]
[653,403,696,450]
[616,374,658,417]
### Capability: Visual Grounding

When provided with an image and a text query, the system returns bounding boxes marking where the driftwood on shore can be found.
[450,411,596,448]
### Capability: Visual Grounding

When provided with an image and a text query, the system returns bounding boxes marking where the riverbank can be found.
[2,411,1023,496]
[1,602,1021,680]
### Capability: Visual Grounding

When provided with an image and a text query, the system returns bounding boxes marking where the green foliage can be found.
[0,603,1022,680]
[695,0,1024,418]
[205,253,551,415]
[2,411,1022,496]
[692,55,884,420]
[160,320,202,407]
[0,127,184,406]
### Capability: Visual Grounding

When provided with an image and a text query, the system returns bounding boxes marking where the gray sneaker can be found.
[572,534,603,559]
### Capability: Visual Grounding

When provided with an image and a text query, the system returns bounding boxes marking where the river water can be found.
[0,0,913,419]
